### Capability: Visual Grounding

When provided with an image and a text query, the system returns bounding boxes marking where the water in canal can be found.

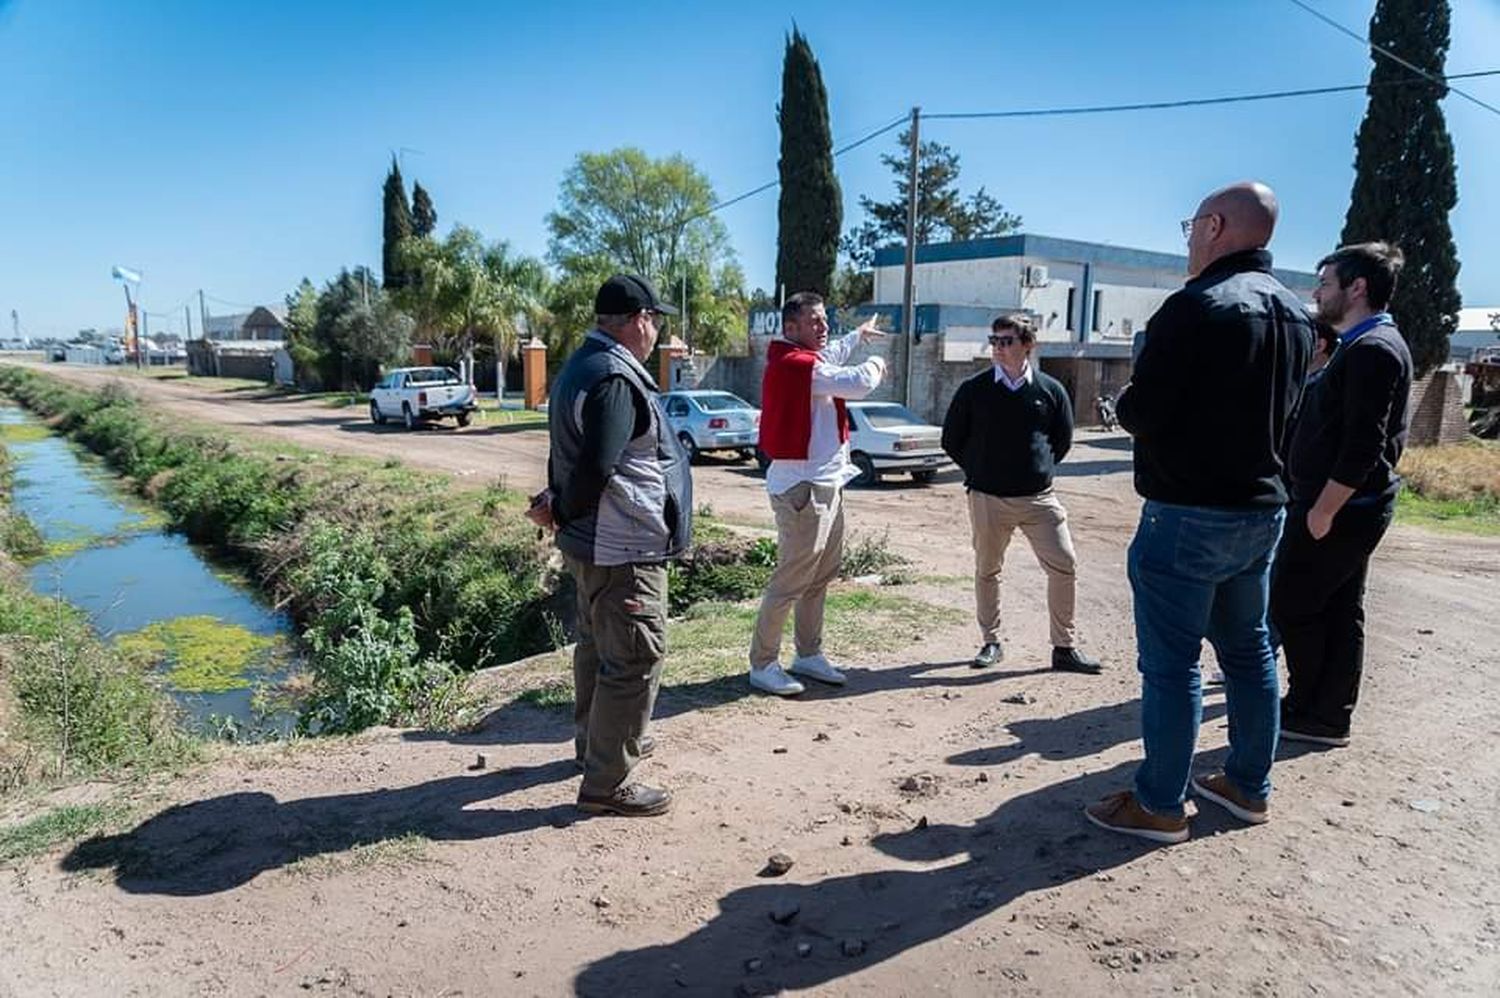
[2,406,300,734]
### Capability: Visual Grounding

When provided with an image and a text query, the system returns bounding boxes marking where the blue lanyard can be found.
[1338,312,1393,349]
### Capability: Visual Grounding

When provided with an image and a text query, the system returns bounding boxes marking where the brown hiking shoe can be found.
[1085,790,1189,844]
[577,783,672,818]
[1191,772,1268,825]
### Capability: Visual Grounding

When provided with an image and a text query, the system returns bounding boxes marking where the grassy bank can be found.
[0,366,883,737]
[1396,440,1500,535]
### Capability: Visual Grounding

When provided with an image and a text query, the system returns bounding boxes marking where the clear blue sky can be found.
[1,0,1496,339]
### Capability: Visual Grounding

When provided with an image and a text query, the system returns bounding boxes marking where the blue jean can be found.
[1128,501,1285,817]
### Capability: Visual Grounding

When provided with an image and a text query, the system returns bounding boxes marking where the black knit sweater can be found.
[941,368,1074,497]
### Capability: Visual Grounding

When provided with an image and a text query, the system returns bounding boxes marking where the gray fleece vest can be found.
[549,333,693,566]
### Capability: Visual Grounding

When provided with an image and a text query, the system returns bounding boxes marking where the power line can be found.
[656,113,910,235]
[927,70,1500,121]
[1285,0,1500,117]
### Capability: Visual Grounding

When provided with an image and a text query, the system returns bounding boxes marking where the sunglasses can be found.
[987,335,1018,346]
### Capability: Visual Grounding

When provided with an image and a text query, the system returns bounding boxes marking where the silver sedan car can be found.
[662,390,761,462]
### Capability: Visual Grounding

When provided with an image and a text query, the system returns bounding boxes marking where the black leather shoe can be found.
[972,642,1003,669]
[575,733,656,770]
[1052,646,1102,674]
[577,783,673,817]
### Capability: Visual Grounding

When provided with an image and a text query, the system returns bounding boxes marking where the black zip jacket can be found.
[1116,249,1314,508]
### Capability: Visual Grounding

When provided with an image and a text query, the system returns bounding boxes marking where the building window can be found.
[1066,288,1076,331]
[1091,290,1103,333]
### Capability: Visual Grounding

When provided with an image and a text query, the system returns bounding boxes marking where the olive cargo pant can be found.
[564,555,667,798]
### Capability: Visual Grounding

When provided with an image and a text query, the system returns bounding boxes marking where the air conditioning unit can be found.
[1023,265,1050,288]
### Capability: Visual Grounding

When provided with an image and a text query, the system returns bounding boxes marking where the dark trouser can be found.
[1270,501,1394,737]
[564,555,667,798]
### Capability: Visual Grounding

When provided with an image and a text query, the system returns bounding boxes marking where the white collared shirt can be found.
[993,361,1034,392]
[765,329,886,495]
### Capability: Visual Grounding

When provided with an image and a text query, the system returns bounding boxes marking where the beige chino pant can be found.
[750,481,846,667]
[967,488,1078,648]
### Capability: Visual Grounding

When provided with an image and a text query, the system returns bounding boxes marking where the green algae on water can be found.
[115,616,280,693]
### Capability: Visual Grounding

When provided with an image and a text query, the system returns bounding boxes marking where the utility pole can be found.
[138,311,148,369]
[198,290,209,341]
[681,273,689,352]
[184,304,193,341]
[901,106,920,407]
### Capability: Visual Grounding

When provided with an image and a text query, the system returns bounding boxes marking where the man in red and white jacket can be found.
[749,291,887,696]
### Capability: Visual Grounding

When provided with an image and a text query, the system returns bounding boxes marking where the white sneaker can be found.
[749,664,805,696]
[789,653,846,686]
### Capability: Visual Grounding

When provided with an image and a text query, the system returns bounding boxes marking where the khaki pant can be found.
[749,482,846,667]
[564,555,667,797]
[968,488,1077,648]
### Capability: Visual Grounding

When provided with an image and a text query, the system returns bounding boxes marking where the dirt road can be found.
[2,363,1497,996]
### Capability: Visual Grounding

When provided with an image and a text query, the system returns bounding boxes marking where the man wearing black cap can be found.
[527,274,693,817]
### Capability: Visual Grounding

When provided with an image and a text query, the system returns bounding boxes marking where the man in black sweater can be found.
[1271,242,1412,748]
[1085,181,1313,845]
[941,314,1101,674]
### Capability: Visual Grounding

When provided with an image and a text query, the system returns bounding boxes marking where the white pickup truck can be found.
[369,366,478,429]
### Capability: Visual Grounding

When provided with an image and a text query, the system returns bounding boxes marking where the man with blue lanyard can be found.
[1271,242,1412,748]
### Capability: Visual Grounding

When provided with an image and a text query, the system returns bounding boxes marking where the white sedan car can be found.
[661,390,761,462]
[845,401,950,485]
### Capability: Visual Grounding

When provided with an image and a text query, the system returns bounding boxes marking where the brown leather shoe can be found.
[574,734,656,771]
[577,783,672,817]
[1085,790,1189,844]
[1191,772,1268,824]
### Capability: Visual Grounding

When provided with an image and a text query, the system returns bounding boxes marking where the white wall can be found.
[873,258,1024,308]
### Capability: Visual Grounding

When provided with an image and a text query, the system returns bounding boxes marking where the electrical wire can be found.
[1285,0,1500,117]
[927,70,1500,120]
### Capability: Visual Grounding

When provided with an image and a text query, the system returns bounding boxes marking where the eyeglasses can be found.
[987,335,1017,347]
[1180,214,1217,239]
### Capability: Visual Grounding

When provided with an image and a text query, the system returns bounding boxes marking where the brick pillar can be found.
[522,337,548,410]
[1408,370,1468,446]
[658,335,688,390]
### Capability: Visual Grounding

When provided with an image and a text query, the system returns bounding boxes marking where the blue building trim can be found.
[871,233,1316,290]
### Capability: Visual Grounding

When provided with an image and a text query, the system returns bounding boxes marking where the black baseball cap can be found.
[594,274,678,315]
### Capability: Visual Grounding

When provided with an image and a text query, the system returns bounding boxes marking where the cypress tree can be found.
[382,156,414,290]
[1340,0,1461,376]
[775,27,841,298]
[412,182,437,239]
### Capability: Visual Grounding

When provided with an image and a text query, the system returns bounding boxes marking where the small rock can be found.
[772,746,788,755]
[977,772,990,783]
[841,938,867,957]
[1001,692,1035,705]
[1105,955,1125,970]
[764,853,795,876]
[1130,950,1145,965]
[881,920,901,931]
[1341,799,1356,807]
[796,942,812,958]
[813,732,831,742]
[899,772,939,796]
[1374,954,1400,971]
[840,835,854,846]
[914,816,929,830]
[1416,628,1434,635]
[769,901,800,925]
[591,895,611,909]
[1408,799,1441,814]
[472,753,490,770]
[1024,948,1042,957]
[744,957,764,973]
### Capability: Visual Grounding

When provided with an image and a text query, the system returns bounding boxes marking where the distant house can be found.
[1451,307,1500,363]
[204,306,287,342]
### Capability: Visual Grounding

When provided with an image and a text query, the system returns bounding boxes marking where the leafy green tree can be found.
[546,147,734,290]
[775,27,841,298]
[308,267,413,390]
[283,278,321,386]
[382,157,414,290]
[1340,0,1461,377]
[396,227,550,391]
[412,182,437,239]
[842,129,1022,269]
